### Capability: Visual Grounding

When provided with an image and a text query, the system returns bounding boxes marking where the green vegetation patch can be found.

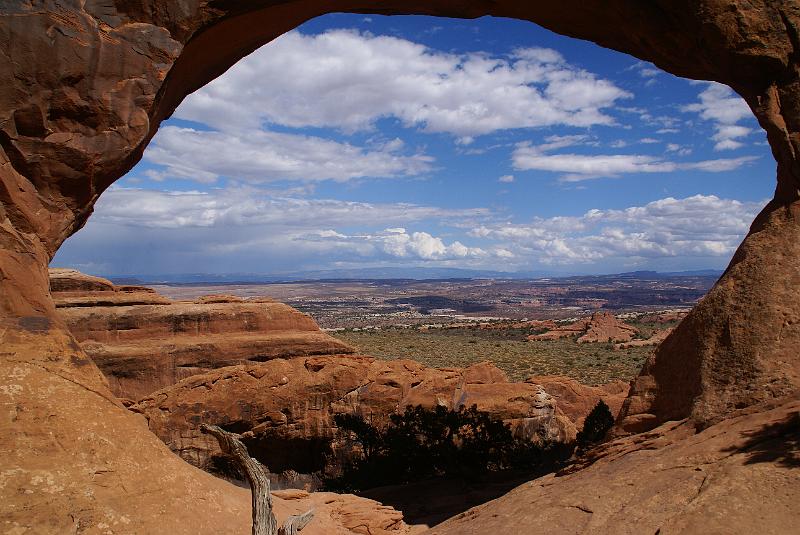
[325,405,572,492]
[335,325,655,385]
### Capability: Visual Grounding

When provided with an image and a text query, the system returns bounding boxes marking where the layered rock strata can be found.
[133,358,576,477]
[51,269,355,399]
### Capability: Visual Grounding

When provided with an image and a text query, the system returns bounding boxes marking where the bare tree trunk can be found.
[279,511,315,535]
[200,424,314,535]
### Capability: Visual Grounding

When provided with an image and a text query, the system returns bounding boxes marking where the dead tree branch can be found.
[200,424,314,535]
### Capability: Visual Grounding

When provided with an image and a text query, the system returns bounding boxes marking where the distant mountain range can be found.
[106,267,723,286]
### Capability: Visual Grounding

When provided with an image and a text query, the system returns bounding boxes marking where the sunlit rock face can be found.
[2,1,800,533]
[526,375,629,429]
[428,397,800,535]
[49,269,355,400]
[525,311,639,343]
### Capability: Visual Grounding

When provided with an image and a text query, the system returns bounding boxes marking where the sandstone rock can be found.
[133,358,575,476]
[50,268,170,307]
[48,268,116,293]
[427,395,800,535]
[194,294,246,304]
[614,327,672,350]
[617,200,800,433]
[50,269,355,399]
[53,290,171,308]
[0,327,420,535]
[528,375,629,429]
[526,312,638,344]
[526,317,590,341]
[576,312,638,344]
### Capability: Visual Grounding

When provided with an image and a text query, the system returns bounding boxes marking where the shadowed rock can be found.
[428,396,800,535]
[133,358,576,477]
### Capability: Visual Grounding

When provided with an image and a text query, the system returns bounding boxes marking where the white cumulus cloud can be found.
[175,29,632,138]
[469,195,764,265]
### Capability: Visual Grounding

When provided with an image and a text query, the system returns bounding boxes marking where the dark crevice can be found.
[0,130,37,235]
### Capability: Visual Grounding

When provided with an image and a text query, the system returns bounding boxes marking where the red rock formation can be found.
[2,1,800,533]
[617,200,800,432]
[133,358,575,476]
[614,327,673,349]
[526,312,638,343]
[51,269,355,399]
[576,312,638,344]
[273,490,424,535]
[428,395,800,535]
[49,268,116,293]
[527,375,630,429]
[50,268,171,308]
[526,317,590,341]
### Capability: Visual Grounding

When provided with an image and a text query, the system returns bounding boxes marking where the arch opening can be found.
[50,11,781,474]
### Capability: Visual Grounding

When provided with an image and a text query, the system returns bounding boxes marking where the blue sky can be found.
[53,14,774,276]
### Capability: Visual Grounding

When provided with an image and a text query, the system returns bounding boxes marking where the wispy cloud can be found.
[511,137,758,181]
[683,82,754,151]
[91,186,489,229]
[627,61,661,87]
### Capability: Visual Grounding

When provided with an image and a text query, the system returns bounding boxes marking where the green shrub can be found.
[576,399,615,451]
[326,404,566,491]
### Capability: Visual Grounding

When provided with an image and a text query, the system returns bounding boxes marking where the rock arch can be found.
[1,1,799,532]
